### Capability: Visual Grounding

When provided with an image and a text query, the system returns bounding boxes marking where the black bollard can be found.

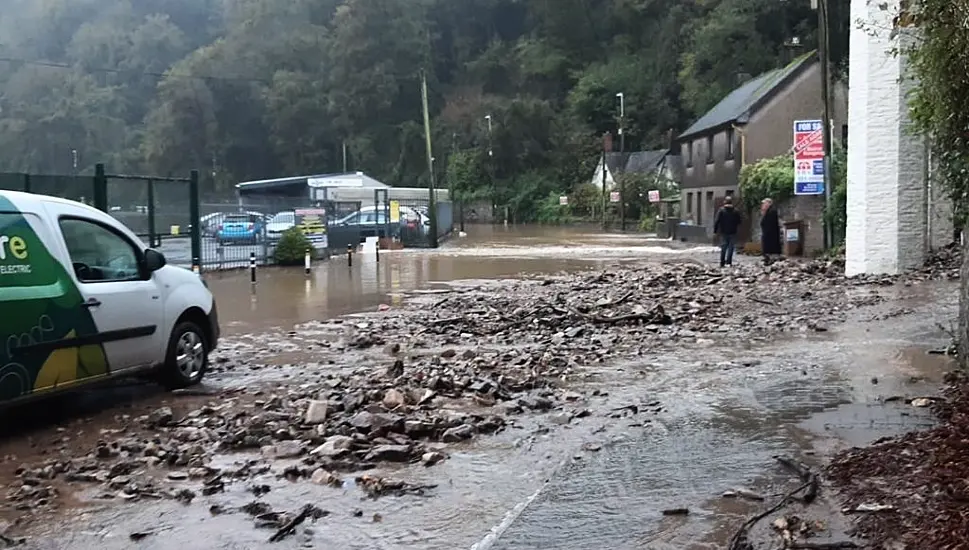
[375,239,380,262]
[347,244,353,268]
[249,252,256,284]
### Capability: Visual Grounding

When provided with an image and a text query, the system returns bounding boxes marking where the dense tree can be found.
[0,0,843,219]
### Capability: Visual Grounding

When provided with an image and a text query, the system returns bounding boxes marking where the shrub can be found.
[274,227,312,265]
[738,153,794,213]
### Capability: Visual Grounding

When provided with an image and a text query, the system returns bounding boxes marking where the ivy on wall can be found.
[737,152,795,212]
[902,0,969,229]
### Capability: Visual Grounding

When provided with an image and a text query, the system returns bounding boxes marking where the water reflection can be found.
[204,225,708,334]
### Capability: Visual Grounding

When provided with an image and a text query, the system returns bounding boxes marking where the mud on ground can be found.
[0,252,959,547]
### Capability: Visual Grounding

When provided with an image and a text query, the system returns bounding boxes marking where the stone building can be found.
[674,52,848,252]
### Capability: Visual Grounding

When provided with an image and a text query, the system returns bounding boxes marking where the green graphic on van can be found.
[0,198,109,402]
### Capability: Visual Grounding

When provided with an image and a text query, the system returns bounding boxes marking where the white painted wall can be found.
[590,156,617,190]
[845,0,928,275]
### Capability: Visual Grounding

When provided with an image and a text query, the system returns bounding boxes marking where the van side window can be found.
[59,218,141,283]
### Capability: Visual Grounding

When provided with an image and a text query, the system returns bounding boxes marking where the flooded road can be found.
[207,225,714,334]
[1,225,958,550]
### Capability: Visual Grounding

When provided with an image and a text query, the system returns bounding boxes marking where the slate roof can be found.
[606,149,669,175]
[678,52,817,141]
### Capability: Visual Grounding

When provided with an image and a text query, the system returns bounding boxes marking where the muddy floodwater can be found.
[0,226,957,550]
[207,225,713,334]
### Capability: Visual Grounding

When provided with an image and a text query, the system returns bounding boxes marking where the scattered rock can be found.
[148,407,174,427]
[304,401,328,424]
[421,452,446,466]
[442,424,474,442]
[264,441,305,459]
[382,389,407,409]
[311,436,354,458]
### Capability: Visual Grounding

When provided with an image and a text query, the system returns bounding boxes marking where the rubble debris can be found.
[268,504,328,543]
[355,475,437,499]
[827,371,969,549]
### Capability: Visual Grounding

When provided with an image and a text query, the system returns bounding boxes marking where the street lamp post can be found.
[485,114,499,225]
[616,92,626,231]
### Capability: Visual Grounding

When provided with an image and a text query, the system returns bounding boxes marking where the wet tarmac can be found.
[0,227,957,550]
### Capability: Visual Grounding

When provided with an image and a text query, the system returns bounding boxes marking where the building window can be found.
[696,193,703,225]
[686,192,693,213]
[725,189,734,197]
[685,142,693,167]
[706,135,714,163]
[841,124,848,144]
[726,128,735,159]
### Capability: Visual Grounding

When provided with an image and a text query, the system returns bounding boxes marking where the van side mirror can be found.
[145,249,167,272]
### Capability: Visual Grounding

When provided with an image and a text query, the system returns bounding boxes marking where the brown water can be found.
[205,225,715,334]
[8,225,959,550]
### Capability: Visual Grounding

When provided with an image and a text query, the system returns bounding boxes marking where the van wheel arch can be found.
[174,307,212,348]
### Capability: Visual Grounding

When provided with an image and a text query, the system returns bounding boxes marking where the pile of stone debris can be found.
[1,256,960,533]
[826,371,969,549]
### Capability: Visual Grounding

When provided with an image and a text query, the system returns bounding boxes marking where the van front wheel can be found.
[161,321,208,389]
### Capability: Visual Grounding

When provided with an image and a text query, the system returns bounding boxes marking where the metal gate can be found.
[100,165,201,272]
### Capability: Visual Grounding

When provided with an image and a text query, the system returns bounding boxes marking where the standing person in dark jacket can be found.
[713,196,742,267]
[760,198,782,265]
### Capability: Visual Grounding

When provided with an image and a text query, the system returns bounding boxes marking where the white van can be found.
[0,190,219,406]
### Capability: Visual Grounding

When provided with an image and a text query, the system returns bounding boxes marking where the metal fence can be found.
[2,168,455,272]
[0,172,96,203]
[1,166,203,272]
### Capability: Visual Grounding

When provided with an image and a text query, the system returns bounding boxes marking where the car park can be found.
[0,190,219,407]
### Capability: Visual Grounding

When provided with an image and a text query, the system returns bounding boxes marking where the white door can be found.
[54,211,165,372]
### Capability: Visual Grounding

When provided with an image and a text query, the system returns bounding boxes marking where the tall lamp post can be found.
[616,92,626,231]
[485,114,498,225]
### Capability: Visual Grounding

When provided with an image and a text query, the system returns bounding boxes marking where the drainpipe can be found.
[732,124,747,167]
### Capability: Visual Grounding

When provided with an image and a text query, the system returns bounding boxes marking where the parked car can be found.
[266,211,296,241]
[0,189,219,407]
[199,211,266,238]
[216,213,264,245]
[336,206,430,233]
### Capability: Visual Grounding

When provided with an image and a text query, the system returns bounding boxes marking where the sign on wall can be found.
[793,120,825,195]
[610,191,620,203]
[647,190,661,203]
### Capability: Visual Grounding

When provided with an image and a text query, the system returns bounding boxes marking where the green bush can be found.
[536,191,572,224]
[639,215,657,232]
[273,227,312,265]
[738,153,795,213]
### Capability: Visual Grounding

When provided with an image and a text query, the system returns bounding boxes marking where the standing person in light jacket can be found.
[713,196,742,267]
[760,198,782,265]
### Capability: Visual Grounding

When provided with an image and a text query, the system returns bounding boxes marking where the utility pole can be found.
[420,70,438,247]
[342,141,348,172]
[816,0,834,249]
[616,92,625,231]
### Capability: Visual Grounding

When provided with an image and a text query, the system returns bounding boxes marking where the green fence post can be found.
[22,173,31,193]
[93,164,108,212]
[147,178,157,247]
[189,170,202,274]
